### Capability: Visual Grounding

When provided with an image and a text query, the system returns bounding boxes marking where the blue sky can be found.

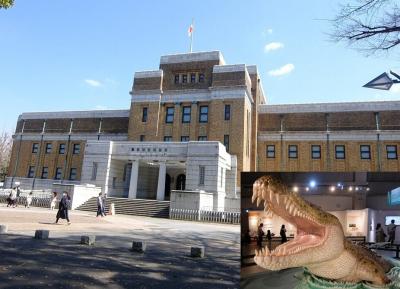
[1,0,399,132]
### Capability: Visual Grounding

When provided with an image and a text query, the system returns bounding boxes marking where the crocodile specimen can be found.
[252,176,393,285]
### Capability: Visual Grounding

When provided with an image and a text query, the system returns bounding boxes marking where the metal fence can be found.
[0,189,53,208]
[169,208,240,224]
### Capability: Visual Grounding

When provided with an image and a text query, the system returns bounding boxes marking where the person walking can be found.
[96,192,105,217]
[375,223,386,243]
[280,224,287,244]
[257,223,264,248]
[387,219,397,245]
[55,192,71,225]
[9,188,17,208]
[101,193,107,216]
[266,229,274,250]
[25,192,33,208]
[50,192,57,210]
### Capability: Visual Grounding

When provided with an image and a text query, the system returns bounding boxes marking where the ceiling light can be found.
[309,180,316,188]
[293,186,299,193]
[330,186,335,192]
[348,186,353,192]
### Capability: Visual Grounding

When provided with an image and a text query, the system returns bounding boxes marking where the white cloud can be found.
[262,28,273,36]
[94,105,108,110]
[268,64,295,77]
[85,79,102,87]
[264,42,284,52]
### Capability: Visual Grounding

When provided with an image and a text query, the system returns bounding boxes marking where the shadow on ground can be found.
[0,233,239,289]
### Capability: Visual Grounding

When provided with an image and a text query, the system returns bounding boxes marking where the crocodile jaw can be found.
[252,176,345,270]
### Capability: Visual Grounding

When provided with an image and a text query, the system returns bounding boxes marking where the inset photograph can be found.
[241,172,400,289]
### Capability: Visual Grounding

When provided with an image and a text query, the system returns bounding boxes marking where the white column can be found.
[128,161,139,199]
[156,162,166,201]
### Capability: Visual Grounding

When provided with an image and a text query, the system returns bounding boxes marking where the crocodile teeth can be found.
[275,193,280,205]
[252,193,257,203]
[268,190,274,201]
[257,197,262,207]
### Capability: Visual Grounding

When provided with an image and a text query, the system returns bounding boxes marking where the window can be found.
[166,107,174,123]
[267,145,275,158]
[182,74,187,83]
[387,145,398,159]
[45,143,52,154]
[224,135,229,152]
[41,167,49,179]
[27,166,35,178]
[54,167,62,180]
[182,106,191,123]
[69,168,77,180]
[32,143,39,153]
[140,135,145,142]
[164,136,172,142]
[199,166,205,185]
[174,74,179,84]
[190,73,196,83]
[199,106,208,123]
[360,145,371,160]
[335,145,345,159]
[199,73,205,83]
[73,144,80,154]
[59,143,66,154]
[112,177,117,189]
[311,145,321,159]
[198,136,207,141]
[91,162,98,181]
[181,136,189,142]
[288,145,298,159]
[142,107,148,122]
[224,104,231,120]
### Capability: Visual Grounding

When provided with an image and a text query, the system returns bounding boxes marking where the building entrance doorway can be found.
[176,174,186,190]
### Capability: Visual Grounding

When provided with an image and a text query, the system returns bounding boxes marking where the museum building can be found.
[5,50,400,212]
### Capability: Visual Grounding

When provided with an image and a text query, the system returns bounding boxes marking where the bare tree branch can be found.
[331,0,400,55]
[0,131,12,182]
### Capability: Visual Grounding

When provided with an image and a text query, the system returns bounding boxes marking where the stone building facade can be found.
[5,51,400,211]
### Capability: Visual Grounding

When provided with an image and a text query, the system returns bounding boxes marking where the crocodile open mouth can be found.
[252,177,329,267]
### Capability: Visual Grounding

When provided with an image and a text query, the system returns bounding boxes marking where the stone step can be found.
[76,197,170,218]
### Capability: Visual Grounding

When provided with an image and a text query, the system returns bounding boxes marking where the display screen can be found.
[388,187,400,206]
[385,216,400,225]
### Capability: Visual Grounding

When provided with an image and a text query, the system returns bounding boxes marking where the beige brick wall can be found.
[8,139,86,181]
[258,139,400,172]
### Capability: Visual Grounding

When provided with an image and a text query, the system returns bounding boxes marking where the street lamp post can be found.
[363,71,400,90]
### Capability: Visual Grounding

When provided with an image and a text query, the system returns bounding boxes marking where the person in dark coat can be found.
[280,224,287,244]
[55,192,71,225]
[96,192,105,217]
[257,223,264,248]
[266,230,274,250]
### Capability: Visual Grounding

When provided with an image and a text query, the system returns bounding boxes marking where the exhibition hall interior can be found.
[240,172,400,289]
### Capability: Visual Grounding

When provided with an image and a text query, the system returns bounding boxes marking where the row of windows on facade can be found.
[266,144,398,160]
[141,105,231,123]
[27,166,78,180]
[138,135,230,151]
[32,143,81,155]
[174,72,205,84]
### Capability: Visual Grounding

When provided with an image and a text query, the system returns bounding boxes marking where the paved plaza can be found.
[0,205,240,289]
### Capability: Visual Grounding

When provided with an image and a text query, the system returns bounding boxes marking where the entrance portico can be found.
[80,140,237,210]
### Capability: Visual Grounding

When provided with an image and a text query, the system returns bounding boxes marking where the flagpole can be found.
[190,18,194,53]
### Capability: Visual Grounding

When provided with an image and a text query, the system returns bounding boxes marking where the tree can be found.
[0,0,14,9]
[332,0,400,55]
[0,132,12,182]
